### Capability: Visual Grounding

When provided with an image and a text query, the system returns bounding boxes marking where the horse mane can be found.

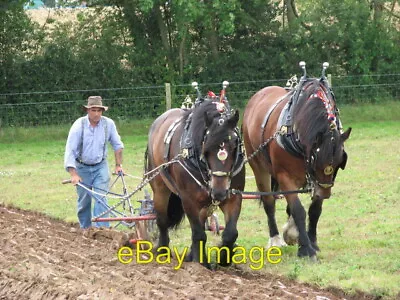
[293,79,341,161]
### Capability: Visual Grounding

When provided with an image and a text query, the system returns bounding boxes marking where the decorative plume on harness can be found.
[177,80,244,186]
[208,91,217,98]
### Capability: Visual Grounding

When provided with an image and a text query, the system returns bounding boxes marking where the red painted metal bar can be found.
[242,195,260,199]
[92,214,156,222]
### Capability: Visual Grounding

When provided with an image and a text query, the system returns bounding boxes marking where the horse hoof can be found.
[267,235,287,248]
[309,255,319,263]
[282,216,299,245]
[201,261,212,269]
[297,245,316,258]
[311,243,321,252]
[184,252,193,262]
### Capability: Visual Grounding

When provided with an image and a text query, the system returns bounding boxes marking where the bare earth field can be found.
[0,204,375,300]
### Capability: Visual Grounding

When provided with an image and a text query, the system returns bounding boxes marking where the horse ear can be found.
[341,127,352,142]
[204,111,213,127]
[339,150,348,170]
[228,109,240,128]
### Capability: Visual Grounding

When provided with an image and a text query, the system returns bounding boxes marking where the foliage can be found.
[0,0,399,118]
[0,1,36,92]
[290,0,400,75]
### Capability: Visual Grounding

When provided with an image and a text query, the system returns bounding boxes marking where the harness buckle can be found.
[279,125,288,135]
[181,148,189,158]
[210,199,220,207]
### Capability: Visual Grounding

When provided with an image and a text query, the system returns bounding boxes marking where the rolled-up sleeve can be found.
[64,119,82,171]
[107,119,124,151]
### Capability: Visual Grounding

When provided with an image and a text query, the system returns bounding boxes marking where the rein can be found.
[231,188,312,197]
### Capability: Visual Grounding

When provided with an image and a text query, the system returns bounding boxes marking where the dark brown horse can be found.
[242,62,351,260]
[145,87,245,268]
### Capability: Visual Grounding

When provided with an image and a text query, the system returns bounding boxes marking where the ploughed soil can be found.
[0,204,374,300]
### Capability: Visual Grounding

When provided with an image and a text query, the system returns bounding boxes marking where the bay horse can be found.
[242,62,351,260]
[145,84,245,268]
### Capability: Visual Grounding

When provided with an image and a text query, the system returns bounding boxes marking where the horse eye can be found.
[218,119,224,126]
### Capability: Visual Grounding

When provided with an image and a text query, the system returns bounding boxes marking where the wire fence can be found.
[0,74,399,127]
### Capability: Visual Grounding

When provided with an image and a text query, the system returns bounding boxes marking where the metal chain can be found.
[233,132,313,197]
[243,133,278,164]
[92,155,183,219]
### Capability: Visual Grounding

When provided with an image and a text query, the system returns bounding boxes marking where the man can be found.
[64,96,124,229]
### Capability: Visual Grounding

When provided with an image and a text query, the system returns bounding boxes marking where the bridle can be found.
[201,125,244,181]
[305,83,340,189]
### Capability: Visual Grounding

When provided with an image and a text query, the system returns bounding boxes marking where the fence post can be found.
[327,74,332,86]
[165,83,171,111]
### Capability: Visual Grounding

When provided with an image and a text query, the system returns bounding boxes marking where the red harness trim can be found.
[308,89,336,126]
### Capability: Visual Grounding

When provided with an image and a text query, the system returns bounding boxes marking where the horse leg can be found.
[152,188,171,254]
[218,195,242,266]
[186,215,210,268]
[307,196,323,251]
[278,175,316,259]
[285,194,317,259]
[282,204,299,245]
[254,170,286,247]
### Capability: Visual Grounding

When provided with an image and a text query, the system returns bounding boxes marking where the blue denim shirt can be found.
[64,115,124,171]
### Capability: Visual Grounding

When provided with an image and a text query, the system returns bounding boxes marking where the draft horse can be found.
[145,83,245,268]
[242,62,351,260]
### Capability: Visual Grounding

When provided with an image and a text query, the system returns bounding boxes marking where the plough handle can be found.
[112,171,125,176]
[62,179,72,184]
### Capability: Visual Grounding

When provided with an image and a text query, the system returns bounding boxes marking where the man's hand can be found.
[115,164,123,175]
[70,173,82,185]
[67,167,82,185]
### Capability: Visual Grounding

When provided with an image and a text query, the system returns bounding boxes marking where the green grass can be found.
[0,101,399,298]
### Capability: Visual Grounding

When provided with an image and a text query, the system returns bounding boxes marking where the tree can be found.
[278,0,400,75]
[0,0,36,93]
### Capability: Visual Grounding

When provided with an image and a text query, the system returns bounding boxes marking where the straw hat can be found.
[83,96,108,111]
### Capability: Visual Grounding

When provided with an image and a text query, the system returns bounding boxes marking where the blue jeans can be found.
[76,160,110,228]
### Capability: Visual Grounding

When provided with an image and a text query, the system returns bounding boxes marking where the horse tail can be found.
[271,176,279,192]
[167,193,185,229]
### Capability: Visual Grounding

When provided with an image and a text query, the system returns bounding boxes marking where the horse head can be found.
[199,104,242,202]
[294,75,352,200]
[306,123,352,199]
